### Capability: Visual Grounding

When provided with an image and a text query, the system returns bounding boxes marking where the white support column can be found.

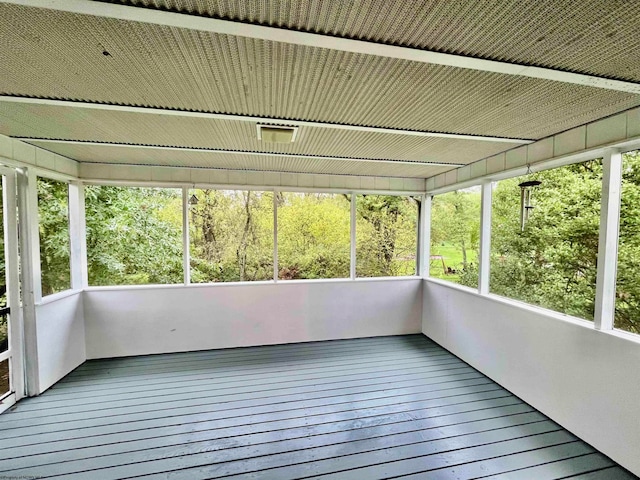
[17,168,40,395]
[182,187,190,285]
[594,149,623,330]
[2,169,24,400]
[419,194,431,277]
[23,169,42,303]
[68,182,87,289]
[273,191,278,282]
[350,193,356,279]
[478,181,493,295]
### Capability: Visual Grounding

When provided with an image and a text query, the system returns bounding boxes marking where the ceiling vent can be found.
[257,125,298,143]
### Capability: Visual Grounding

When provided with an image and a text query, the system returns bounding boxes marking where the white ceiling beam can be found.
[21,138,466,168]
[0,96,531,144]
[6,0,640,95]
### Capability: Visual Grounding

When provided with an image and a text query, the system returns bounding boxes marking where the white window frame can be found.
[424,145,640,338]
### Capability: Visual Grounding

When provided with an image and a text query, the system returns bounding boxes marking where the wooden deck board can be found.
[0,334,634,479]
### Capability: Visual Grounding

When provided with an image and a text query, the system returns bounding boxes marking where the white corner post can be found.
[478,181,493,295]
[69,182,87,289]
[594,149,623,330]
[1,167,24,401]
[350,193,356,279]
[21,168,42,303]
[182,187,190,285]
[16,167,40,395]
[419,194,431,277]
[273,190,278,282]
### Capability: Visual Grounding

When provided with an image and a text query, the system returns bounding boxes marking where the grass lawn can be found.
[429,242,472,282]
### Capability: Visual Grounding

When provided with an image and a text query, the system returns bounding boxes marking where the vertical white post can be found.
[419,194,431,277]
[594,149,623,330]
[350,193,356,279]
[24,169,42,303]
[273,190,278,282]
[69,182,87,289]
[17,168,40,395]
[2,170,24,399]
[182,187,190,285]
[478,181,492,295]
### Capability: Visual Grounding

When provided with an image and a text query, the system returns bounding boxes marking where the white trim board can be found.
[78,162,427,193]
[0,135,79,179]
[426,107,640,194]
[6,0,640,94]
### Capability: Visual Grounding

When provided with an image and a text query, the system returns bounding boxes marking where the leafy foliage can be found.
[189,190,273,282]
[490,160,602,321]
[615,151,640,333]
[430,188,481,286]
[35,152,640,337]
[278,193,350,279]
[32,153,640,337]
[38,178,71,295]
[429,152,640,335]
[356,195,418,277]
[82,188,418,285]
[85,186,183,286]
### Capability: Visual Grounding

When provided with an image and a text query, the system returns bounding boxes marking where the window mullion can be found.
[419,194,430,277]
[478,181,492,295]
[594,149,623,330]
[182,186,190,285]
[273,190,278,282]
[69,182,87,289]
[350,193,356,280]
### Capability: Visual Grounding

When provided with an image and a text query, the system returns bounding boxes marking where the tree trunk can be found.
[461,238,468,267]
[237,191,252,281]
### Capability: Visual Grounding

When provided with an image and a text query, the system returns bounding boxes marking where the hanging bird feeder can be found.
[518,179,541,231]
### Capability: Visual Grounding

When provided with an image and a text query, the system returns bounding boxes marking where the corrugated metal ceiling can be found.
[0,102,517,165]
[1,2,639,179]
[109,0,640,83]
[1,4,638,141]
[26,140,450,178]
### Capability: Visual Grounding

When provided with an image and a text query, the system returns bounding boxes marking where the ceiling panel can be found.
[113,0,640,82]
[0,102,515,165]
[3,2,639,180]
[1,4,639,142]
[26,141,450,178]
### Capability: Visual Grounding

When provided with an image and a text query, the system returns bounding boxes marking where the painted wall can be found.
[35,292,86,393]
[84,278,423,359]
[422,279,640,477]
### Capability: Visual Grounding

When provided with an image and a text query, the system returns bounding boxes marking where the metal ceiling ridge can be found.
[0,96,532,144]
[5,0,640,94]
[20,138,465,167]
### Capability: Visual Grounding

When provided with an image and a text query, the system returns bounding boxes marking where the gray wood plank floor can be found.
[0,334,636,479]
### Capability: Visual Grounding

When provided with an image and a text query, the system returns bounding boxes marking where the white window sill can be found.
[36,288,83,306]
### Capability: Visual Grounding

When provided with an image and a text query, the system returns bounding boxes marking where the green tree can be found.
[85,186,183,285]
[356,195,418,277]
[38,178,71,295]
[430,188,481,284]
[615,150,640,333]
[277,193,350,279]
[189,190,273,282]
[490,160,602,320]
